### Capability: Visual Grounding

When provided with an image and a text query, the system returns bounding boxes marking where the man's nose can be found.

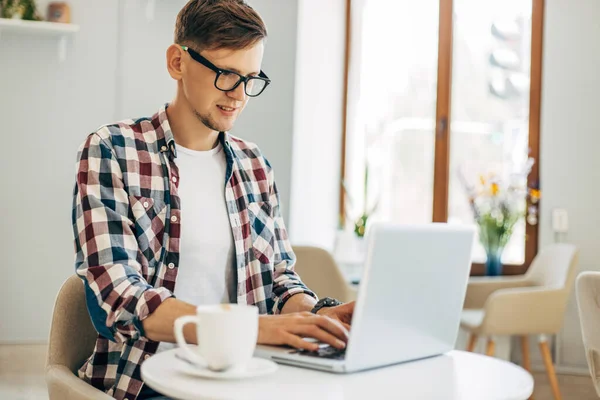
[227,82,246,102]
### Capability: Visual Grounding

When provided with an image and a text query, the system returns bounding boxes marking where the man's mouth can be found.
[217,105,236,112]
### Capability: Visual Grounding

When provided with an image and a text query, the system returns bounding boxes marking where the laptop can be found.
[254,222,475,373]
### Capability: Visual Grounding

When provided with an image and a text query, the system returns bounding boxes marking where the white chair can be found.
[293,246,358,303]
[576,271,600,398]
[461,243,579,400]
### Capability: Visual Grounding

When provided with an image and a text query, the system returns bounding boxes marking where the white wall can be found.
[537,0,600,371]
[289,0,346,250]
[117,0,187,119]
[0,0,119,343]
[0,0,300,343]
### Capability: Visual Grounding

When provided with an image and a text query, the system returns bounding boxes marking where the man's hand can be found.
[258,312,349,352]
[316,301,355,328]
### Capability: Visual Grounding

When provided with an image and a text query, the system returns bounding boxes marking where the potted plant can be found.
[344,164,378,238]
[1,0,42,20]
[459,158,541,276]
[334,162,379,270]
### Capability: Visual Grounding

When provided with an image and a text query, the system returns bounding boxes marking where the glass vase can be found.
[484,247,504,276]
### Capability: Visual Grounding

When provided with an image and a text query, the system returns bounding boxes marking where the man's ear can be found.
[166,44,185,80]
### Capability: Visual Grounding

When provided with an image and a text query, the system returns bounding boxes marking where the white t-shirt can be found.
[157,141,237,352]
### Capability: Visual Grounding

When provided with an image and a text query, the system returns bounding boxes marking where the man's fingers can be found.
[293,325,346,349]
[282,332,319,351]
[257,312,353,352]
[311,315,349,341]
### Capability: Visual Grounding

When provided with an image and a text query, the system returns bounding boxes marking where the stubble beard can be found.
[192,108,230,133]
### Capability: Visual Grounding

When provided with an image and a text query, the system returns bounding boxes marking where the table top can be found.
[141,349,534,400]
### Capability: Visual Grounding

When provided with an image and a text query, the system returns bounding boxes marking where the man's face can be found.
[181,42,264,132]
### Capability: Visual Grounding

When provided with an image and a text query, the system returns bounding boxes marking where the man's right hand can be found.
[257,312,349,352]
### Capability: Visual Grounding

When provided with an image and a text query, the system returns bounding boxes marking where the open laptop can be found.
[254,222,475,373]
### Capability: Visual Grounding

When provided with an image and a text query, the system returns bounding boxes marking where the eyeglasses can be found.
[181,45,271,97]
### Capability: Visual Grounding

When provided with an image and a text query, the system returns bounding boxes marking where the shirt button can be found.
[171,215,178,223]
[172,176,178,183]
[143,201,149,209]
[168,263,175,269]
[161,145,167,152]
[144,354,150,360]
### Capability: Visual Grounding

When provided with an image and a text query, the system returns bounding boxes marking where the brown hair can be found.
[175,0,267,51]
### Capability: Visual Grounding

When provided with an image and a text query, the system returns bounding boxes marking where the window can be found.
[341,0,544,274]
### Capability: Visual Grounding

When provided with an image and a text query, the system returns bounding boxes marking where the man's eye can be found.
[221,71,234,77]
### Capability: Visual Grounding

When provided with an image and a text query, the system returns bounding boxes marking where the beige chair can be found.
[461,243,579,400]
[293,245,358,303]
[46,275,111,400]
[576,271,600,397]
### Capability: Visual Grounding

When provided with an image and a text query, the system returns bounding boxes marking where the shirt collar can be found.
[156,103,233,159]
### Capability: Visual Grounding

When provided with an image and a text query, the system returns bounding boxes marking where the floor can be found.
[0,345,49,400]
[0,344,598,399]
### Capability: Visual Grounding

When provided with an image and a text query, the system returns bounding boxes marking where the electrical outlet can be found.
[552,209,569,233]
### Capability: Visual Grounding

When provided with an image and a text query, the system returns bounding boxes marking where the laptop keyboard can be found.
[292,345,346,360]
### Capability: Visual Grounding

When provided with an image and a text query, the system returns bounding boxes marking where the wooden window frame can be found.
[340,0,545,275]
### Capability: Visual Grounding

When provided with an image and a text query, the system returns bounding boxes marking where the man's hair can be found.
[175,0,267,51]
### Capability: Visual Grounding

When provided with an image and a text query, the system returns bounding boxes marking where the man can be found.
[72,1,354,399]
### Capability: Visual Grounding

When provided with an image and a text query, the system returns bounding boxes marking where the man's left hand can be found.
[316,301,355,329]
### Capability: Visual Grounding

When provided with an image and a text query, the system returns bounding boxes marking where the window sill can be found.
[470,262,529,276]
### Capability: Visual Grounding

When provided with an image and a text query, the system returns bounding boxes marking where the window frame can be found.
[339,0,545,275]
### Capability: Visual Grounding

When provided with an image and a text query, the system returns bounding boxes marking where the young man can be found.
[72,1,354,399]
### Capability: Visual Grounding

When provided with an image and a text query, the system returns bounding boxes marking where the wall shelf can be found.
[0,18,80,61]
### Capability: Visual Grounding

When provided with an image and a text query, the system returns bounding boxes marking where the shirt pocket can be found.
[129,195,167,269]
[247,201,276,265]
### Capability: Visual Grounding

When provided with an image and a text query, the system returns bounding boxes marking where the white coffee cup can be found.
[174,304,259,372]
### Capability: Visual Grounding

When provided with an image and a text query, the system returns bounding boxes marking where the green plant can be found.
[1,0,16,18]
[1,0,42,20]
[341,164,378,238]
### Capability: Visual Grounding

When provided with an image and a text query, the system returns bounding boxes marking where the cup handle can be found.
[174,315,206,366]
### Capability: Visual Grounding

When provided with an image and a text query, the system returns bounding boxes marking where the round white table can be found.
[141,349,533,400]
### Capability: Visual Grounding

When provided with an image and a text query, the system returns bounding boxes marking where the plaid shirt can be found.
[72,104,316,399]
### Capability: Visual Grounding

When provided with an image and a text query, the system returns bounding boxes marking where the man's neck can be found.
[166,99,220,151]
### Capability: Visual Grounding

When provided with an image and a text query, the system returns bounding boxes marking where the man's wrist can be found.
[315,307,330,316]
[280,292,318,314]
[310,297,343,314]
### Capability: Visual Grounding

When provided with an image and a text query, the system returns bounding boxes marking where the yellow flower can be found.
[529,189,541,203]
[491,183,499,196]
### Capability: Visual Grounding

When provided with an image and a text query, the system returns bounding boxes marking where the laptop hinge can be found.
[272,356,336,370]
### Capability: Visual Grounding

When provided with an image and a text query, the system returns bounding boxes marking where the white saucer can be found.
[175,351,278,380]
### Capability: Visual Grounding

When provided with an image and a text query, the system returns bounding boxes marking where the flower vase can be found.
[484,248,504,276]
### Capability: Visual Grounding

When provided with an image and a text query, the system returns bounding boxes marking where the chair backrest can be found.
[47,275,97,374]
[576,271,600,398]
[293,246,355,303]
[524,243,579,291]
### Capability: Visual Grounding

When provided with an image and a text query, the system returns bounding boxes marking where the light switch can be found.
[552,208,569,233]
